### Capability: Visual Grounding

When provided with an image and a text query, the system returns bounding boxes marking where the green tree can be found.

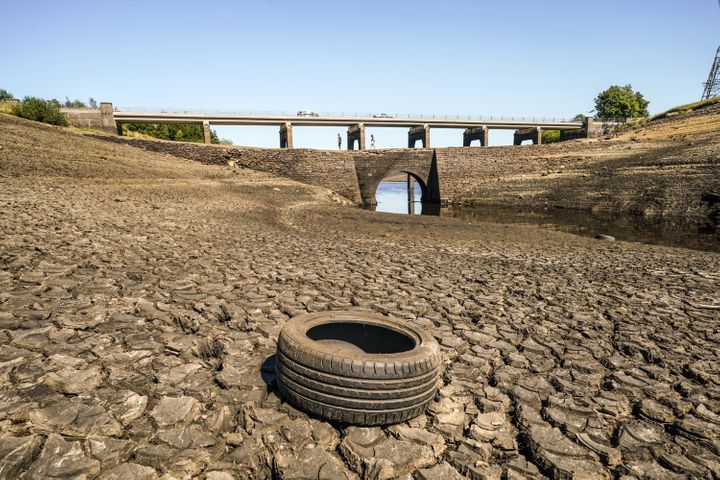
[63,97,88,108]
[12,97,68,126]
[124,123,221,144]
[541,130,561,144]
[88,98,98,109]
[594,85,649,120]
[0,89,13,101]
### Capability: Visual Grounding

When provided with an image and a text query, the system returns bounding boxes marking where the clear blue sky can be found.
[2,0,718,148]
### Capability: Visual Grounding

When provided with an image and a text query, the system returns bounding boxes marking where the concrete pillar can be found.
[583,117,603,138]
[463,126,488,147]
[513,127,542,145]
[202,120,212,145]
[279,122,293,148]
[407,174,415,215]
[99,102,120,135]
[347,123,365,150]
[408,124,430,148]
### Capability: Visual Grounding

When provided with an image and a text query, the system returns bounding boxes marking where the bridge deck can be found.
[113,111,583,131]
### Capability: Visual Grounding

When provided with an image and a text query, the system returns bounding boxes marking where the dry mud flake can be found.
[97,462,159,479]
[413,461,465,480]
[26,433,101,479]
[42,366,103,394]
[0,434,43,478]
[339,427,438,480]
[273,445,355,479]
[149,395,201,427]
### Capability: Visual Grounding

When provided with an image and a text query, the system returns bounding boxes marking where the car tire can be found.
[275,310,442,426]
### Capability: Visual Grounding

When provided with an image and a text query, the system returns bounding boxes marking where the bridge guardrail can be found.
[113,106,578,124]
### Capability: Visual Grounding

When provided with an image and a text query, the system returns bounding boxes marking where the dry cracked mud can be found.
[1,112,719,479]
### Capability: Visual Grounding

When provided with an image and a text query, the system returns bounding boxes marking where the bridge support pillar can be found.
[408,124,430,148]
[99,102,121,135]
[202,121,212,145]
[407,175,415,215]
[463,126,488,147]
[279,122,293,148]
[513,127,542,145]
[347,123,365,150]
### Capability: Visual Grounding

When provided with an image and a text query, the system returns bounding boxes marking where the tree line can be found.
[0,89,231,144]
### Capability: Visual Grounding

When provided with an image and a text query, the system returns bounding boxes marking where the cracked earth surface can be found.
[1,113,719,479]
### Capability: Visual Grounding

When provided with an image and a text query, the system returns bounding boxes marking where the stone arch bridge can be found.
[90,135,555,205]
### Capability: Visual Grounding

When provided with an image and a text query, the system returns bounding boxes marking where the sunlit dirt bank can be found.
[458,104,720,229]
[1,112,719,479]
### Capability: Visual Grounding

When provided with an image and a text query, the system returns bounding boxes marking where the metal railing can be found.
[114,106,579,124]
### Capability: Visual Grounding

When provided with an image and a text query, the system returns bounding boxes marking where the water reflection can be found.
[443,206,718,252]
[371,181,719,251]
[374,180,426,215]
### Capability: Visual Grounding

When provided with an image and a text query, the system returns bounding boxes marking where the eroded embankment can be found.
[457,104,720,227]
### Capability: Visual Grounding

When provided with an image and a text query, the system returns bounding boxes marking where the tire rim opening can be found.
[306,322,416,354]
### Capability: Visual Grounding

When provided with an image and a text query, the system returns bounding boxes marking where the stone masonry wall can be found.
[90,134,578,204]
[90,136,364,201]
[62,109,103,130]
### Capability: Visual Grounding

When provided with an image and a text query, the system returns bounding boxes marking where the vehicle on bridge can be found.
[297,110,319,117]
[372,113,394,119]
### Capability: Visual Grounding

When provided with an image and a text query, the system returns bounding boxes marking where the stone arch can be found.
[370,170,429,204]
[354,150,441,207]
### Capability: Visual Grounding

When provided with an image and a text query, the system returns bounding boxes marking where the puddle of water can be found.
[445,206,719,252]
[372,182,719,252]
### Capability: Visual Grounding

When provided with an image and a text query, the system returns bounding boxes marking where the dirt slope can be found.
[459,104,720,225]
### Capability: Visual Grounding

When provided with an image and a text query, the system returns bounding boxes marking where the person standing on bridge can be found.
[337,133,342,150]
[370,134,376,148]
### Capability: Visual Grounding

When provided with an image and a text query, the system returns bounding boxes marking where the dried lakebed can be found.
[0,113,719,479]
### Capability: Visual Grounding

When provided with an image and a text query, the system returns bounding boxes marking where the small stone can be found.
[594,234,615,241]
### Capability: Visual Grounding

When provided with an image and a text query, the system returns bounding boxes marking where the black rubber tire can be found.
[275,310,442,426]
[276,357,440,405]
[277,379,434,426]
[276,351,440,391]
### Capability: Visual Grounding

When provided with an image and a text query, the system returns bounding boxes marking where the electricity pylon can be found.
[702,46,720,100]
[701,2,720,99]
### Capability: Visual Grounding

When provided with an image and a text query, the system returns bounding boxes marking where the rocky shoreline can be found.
[1,113,719,479]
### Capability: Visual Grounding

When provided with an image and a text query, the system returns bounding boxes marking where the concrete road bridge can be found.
[92,103,608,148]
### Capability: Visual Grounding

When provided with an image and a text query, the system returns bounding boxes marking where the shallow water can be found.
[373,181,720,252]
[374,180,425,215]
